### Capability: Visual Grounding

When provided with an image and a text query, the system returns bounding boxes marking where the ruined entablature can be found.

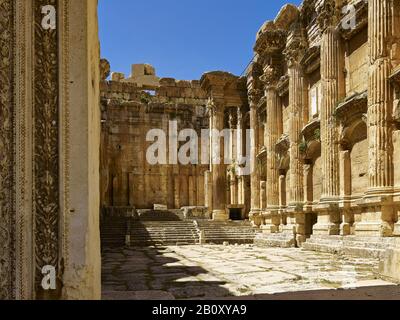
[100,58,111,81]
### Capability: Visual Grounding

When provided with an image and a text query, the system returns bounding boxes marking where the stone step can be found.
[302,235,397,259]
[254,233,296,248]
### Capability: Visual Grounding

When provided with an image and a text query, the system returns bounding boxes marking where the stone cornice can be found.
[254,28,288,58]
[302,118,321,142]
[335,91,368,127]
[301,46,321,74]
[276,134,290,154]
[277,75,289,97]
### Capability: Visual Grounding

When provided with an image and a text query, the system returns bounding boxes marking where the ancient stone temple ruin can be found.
[1,0,400,300]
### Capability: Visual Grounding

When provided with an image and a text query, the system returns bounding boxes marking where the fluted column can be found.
[285,33,307,243]
[261,65,282,233]
[248,89,261,214]
[288,65,305,206]
[314,1,344,235]
[356,0,396,236]
[210,100,228,221]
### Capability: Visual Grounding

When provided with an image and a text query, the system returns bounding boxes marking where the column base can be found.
[313,222,340,235]
[261,209,280,233]
[249,209,262,227]
[212,209,229,221]
[313,202,340,235]
[340,222,351,236]
[355,194,396,237]
[296,234,307,246]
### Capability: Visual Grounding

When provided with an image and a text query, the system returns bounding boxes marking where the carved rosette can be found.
[0,0,15,300]
[33,0,60,295]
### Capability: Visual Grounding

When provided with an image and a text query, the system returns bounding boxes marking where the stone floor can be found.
[102,245,399,300]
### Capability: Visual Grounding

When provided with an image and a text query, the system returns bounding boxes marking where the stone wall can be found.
[100,66,209,210]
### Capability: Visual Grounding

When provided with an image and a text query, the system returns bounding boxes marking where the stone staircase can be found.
[136,209,185,221]
[302,235,398,259]
[254,232,296,248]
[101,207,261,247]
[129,220,199,246]
[196,220,260,244]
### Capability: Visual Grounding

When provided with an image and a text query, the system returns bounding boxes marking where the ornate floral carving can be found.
[284,36,308,67]
[0,0,15,300]
[260,65,282,87]
[248,89,263,107]
[301,0,317,26]
[254,29,287,57]
[317,0,339,32]
[33,0,60,295]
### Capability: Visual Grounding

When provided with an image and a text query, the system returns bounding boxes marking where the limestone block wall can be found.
[100,71,209,210]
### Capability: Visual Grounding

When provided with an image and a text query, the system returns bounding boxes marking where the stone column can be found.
[285,31,307,243]
[355,0,396,236]
[314,1,344,235]
[261,64,282,233]
[210,100,228,220]
[248,89,262,215]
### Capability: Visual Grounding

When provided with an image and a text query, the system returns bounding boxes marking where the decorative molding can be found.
[33,0,60,296]
[0,0,16,300]
[254,29,288,57]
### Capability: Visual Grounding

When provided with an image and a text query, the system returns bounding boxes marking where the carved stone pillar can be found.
[355,0,396,236]
[210,101,228,221]
[314,0,344,235]
[284,29,307,243]
[248,88,262,215]
[261,64,282,233]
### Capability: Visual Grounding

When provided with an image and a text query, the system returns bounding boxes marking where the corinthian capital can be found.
[317,0,340,32]
[206,97,216,116]
[284,36,308,67]
[248,89,263,107]
[260,65,281,88]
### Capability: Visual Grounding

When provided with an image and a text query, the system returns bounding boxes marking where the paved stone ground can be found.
[102,245,399,300]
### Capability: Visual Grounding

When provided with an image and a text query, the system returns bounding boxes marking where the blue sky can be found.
[98,0,302,80]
